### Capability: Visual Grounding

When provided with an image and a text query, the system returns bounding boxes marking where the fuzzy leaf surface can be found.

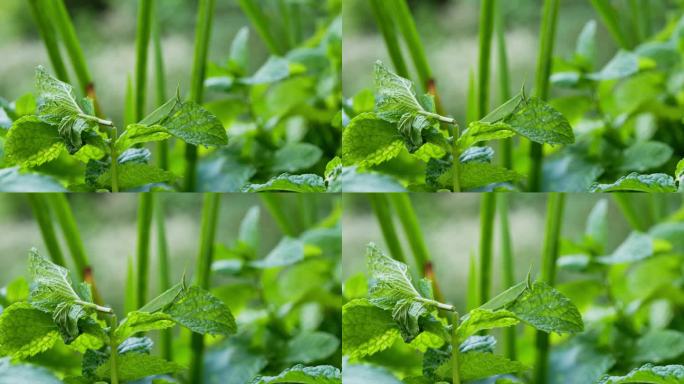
[0,302,60,359]
[249,364,341,384]
[342,113,402,167]
[4,116,63,167]
[164,286,236,336]
[342,299,399,360]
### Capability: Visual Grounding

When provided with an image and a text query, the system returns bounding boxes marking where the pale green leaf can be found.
[250,237,304,268]
[0,167,66,192]
[96,163,176,190]
[598,232,653,264]
[459,163,522,190]
[457,309,519,342]
[374,61,425,122]
[0,359,62,384]
[506,282,584,334]
[588,51,640,81]
[4,116,63,167]
[342,113,403,167]
[249,364,341,384]
[242,174,326,193]
[590,173,677,193]
[504,97,575,145]
[597,364,684,384]
[27,249,83,313]
[271,143,323,173]
[164,286,236,336]
[0,302,60,359]
[35,66,84,125]
[116,124,171,152]
[285,331,339,364]
[114,311,175,343]
[163,101,227,146]
[632,330,684,364]
[458,352,528,381]
[457,121,515,151]
[620,141,673,172]
[95,353,184,381]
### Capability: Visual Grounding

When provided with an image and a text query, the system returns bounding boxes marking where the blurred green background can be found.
[0,0,275,125]
[343,0,673,122]
[0,193,336,314]
[342,193,682,310]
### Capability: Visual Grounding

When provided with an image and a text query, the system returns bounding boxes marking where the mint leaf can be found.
[4,116,63,167]
[114,311,175,343]
[506,282,583,334]
[588,51,640,81]
[598,231,653,264]
[250,237,304,268]
[342,113,403,167]
[590,173,677,193]
[459,162,522,190]
[35,66,85,125]
[504,97,575,145]
[96,163,176,190]
[597,364,684,384]
[0,302,60,359]
[285,331,339,364]
[271,143,323,173]
[52,301,88,343]
[27,249,86,313]
[342,299,399,360]
[0,359,61,384]
[458,351,528,381]
[115,124,171,152]
[249,364,341,384]
[457,309,519,342]
[457,121,515,151]
[242,174,326,192]
[163,101,227,147]
[459,335,496,353]
[620,141,673,172]
[374,61,425,123]
[94,353,184,381]
[0,167,66,192]
[632,330,684,364]
[164,286,236,336]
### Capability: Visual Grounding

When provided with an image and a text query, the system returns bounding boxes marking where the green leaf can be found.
[588,51,640,81]
[238,206,260,250]
[460,146,494,164]
[506,282,584,334]
[95,353,184,382]
[342,299,399,360]
[597,364,684,384]
[115,124,171,152]
[139,94,180,126]
[96,163,176,190]
[242,174,326,193]
[598,232,653,264]
[27,249,85,313]
[620,141,673,172]
[271,143,323,173]
[228,27,249,74]
[4,116,63,167]
[249,364,341,384]
[457,309,519,343]
[459,163,522,190]
[457,121,515,151]
[459,335,496,353]
[57,115,96,154]
[163,101,228,146]
[632,330,684,364]
[285,331,339,364]
[504,97,575,145]
[241,56,294,85]
[337,167,406,192]
[0,302,60,359]
[480,92,525,124]
[374,61,425,123]
[34,66,84,125]
[0,359,62,384]
[52,301,88,343]
[0,167,66,192]
[458,351,529,381]
[398,113,435,153]
[590,173,677,193]
[250,237,304,268]
[479,281,528,311]
[114,311,175,343]
[164,286,236,336]
[550,337,616,384]
[342,113,403,167]
[343,364,401,384]
[138,282,184,313]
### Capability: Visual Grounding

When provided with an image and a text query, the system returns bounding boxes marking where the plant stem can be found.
[152,2,169,170]
[495,1,513,169]
[529,0,560,192]
[185,0,216,192]
[109,125,119,193]
[369,0,410,78]
[534,192,566,384]
[277,0,294,50]
[419,111,456,125]
[613,194,646,231]
[452,125,462,192]
[451,312,461,384]
[136,193,154,309]
[26,194,66,267]
[466,252,478,311]
[260,194,296,236]
[134,0,154,122]
[477,0,496,119]
[28,0,70,82]
[589,0,631,49]
[190,193,221,384]
[479,194,496,306]
[237,0,283,55]
[108,314,119,384]
[368,194,407,263]
[394,0,432,93]
[499,194,516,360]
[155,194,173,360]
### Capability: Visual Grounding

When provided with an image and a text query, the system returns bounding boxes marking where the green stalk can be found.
[190,193,221,383]
[534,193,566,384]
[628,0,643,43]
[479,194,496,306]
[28,0,70,82]
[109,126,119,193]
[277,0,294,50]
[185,0,216,192]
[589,0,631,49]
[152,1,169,169]
[529,0,560,192]
[136,194,154,309]
[495,1,513,169]
[368,194,407,263]
[477,0,496,119]
[451,312,461,384]
[155,195,172,360]
[452,125,462,193]
[260,194,296,236]
[394,0,433,92]
[26,194,66,267]
[290,2,303,45]
[466,252,478,311]
[369,0,410,78]
[648,195,664,225]
[499,194,516,359]
[237,0,283,55]
[613,194,646,231]
[108,314,119,384]
[639,0,652,38]
[134,0,154,122]
[50,0,93,95]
